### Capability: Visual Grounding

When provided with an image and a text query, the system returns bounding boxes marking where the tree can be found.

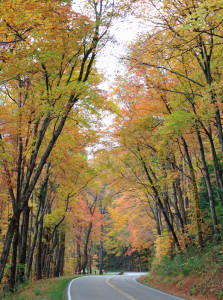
[0,0,115,287]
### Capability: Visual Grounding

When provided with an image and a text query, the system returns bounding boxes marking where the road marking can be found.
[106,276,139,300]
[68,276,81,300]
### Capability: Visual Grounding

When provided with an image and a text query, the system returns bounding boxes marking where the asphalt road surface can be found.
[67,272,184,300]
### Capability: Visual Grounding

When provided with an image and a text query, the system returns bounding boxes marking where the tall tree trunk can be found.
[89,253,92,275]
[42,243,50,278]
[123,256,125,271]
[46,232,56,278]
[214,107,223,155]
[176,178,187,226]
[196,129,220,236]
[9,222,20,292]
[82,222,92,275]
[27,198,33,275]
[54,244,60,277]
[181,137,204,247]
[138,253,142,272]
[26,202,41,280]
[59,232,65,276]
[99,240,104,275]
[182,156,189,210]
[9,112,24,291]
[76,240,82,275]
[154,204,162,235]
[17,203,30,283]
[36,214,44,280]
[172,183,185,231]
[54,231,63,277]
[207,126,223,198]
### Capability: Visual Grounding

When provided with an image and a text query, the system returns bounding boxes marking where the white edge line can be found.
[68,276,82,300]
[133,277,185,300]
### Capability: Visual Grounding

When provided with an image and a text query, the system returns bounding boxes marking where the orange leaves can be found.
[108,192,154,253]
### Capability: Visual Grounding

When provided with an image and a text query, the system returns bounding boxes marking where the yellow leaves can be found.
[154,233,173,263]
[107,191,155,253]
[109,207,129,229]
[44,207,67,229]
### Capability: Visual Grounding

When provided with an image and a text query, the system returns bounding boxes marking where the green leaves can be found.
[162,111,196,137]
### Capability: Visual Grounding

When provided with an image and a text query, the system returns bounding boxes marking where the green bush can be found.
[152,242,223,279]
[34,289,41,296]
[189,285,197,296]
[217,289,223,299]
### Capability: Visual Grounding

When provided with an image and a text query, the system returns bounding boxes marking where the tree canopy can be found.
[0,0,222,296]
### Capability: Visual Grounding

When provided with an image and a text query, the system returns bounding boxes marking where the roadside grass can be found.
[138,241,223,299]
[3,276,80,300]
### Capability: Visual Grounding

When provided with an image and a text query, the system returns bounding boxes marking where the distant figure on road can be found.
[117,271,124,275]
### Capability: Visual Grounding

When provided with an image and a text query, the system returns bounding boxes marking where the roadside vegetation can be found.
[139,242,223,299]
[4,276,78,300]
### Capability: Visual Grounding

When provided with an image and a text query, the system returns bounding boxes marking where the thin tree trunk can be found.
[59,232,65,276]
[207,126,223,198]
[172,183,185,231]
[215,107,223,155]
[42,243,49,277]
[17,203,30,283]
[154,204,162,235]
[181,137,204,247]
[54,242,61,277]
[99,240,104,275]
[176,178,187,226]
[82,222,92,275]
[26,202,41,279]
[46,232,56,278]
[76,240,82,275]
[196,129,220,236]
[27,198,33,274]
[182,156,189,210]
[9,223,20,292]
[138,253,142,272]
[36,214,44,280]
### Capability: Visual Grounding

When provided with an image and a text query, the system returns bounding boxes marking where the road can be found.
[67,272,184,300]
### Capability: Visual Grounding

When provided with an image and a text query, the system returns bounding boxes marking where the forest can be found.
[0,0,223,299]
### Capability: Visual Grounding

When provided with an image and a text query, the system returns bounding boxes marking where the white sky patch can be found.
[73,1,147,87]
[96,16,146,132]
[97,17,146,90]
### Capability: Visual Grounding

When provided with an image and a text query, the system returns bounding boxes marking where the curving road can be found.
[67,272,184,300]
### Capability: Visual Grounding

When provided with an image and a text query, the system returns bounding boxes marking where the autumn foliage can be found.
[0,0,115,293]
[0,0,223,296]
[101,0,223,268]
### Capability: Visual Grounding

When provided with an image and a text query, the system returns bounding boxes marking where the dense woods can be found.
[0,0,223,298]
